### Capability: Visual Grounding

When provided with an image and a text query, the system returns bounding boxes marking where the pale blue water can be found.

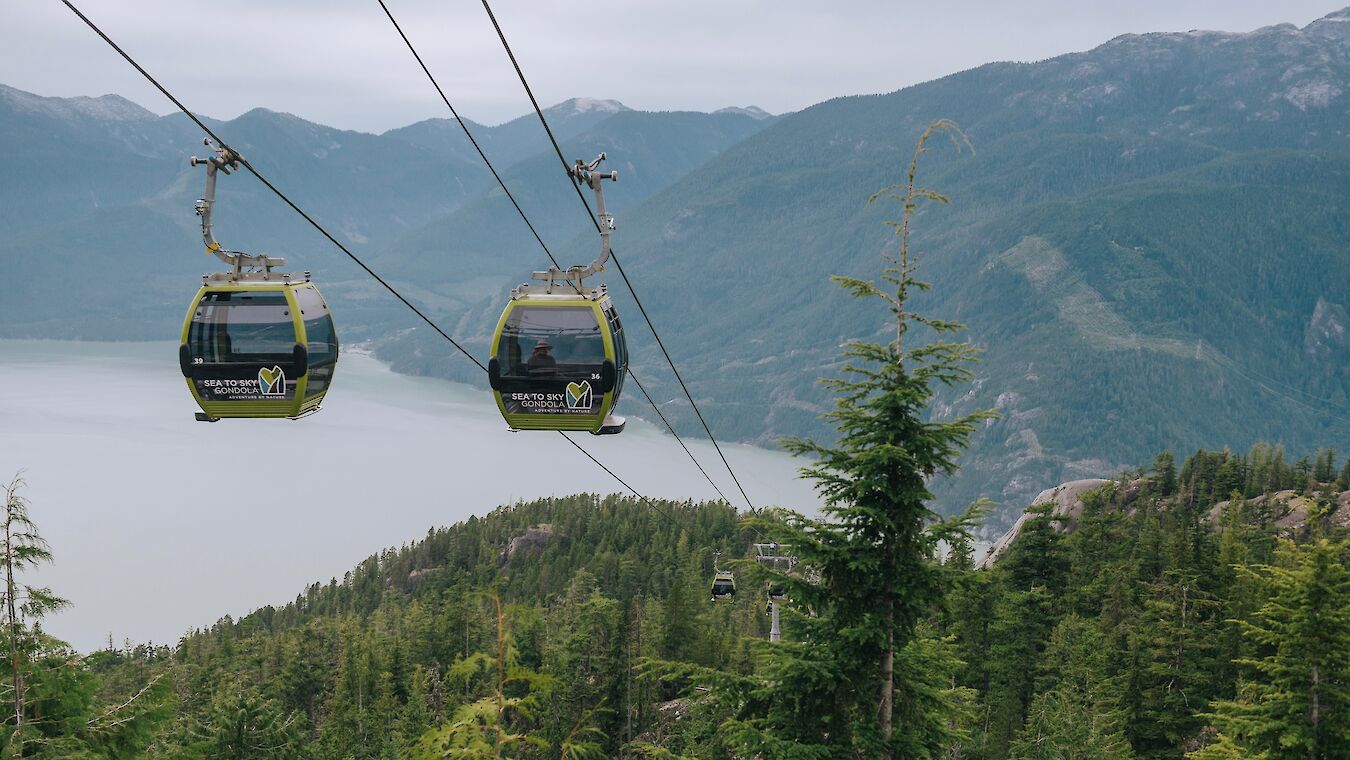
[0,340,821,652]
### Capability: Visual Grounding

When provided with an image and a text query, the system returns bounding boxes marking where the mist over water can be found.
[0,340,821,652]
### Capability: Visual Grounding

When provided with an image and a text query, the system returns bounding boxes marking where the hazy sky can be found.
[8,1,1346,133]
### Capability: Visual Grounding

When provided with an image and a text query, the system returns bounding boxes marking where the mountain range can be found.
[2,9,1348,526]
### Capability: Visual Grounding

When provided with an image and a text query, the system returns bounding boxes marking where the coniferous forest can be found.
[2,120,1347,758]
[4,446,1349,758]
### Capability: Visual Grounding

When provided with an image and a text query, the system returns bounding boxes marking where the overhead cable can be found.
[479,0,760,513]
[376,0,740,505]
[59,0,704,533]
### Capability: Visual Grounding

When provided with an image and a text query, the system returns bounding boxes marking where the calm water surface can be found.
[0,340,821,651]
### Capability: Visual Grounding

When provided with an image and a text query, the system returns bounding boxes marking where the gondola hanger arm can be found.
[190,138,284,276]
[530,152,616,288]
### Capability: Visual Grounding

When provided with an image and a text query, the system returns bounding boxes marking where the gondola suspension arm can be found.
[532,153,616,291]
[191,138,285,277]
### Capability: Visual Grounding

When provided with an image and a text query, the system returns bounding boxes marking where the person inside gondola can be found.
[526,339,557,375]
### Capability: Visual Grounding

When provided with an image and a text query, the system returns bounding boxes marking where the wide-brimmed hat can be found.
[534,339,552,349]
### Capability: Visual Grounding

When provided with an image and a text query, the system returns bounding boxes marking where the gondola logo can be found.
[565,381,593,409]
[258,366,286,396]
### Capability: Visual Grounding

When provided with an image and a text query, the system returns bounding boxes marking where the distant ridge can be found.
[0,83,155,122]
[715,105,774,120]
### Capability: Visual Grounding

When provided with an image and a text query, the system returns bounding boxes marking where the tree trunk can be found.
[1309,662,1320,760]
[879,596,894,759]
[5,510,21,754]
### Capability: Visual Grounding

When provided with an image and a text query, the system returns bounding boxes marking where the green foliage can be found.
[644,120,995,759]
[1188,536,1350,760]
[65,448,1346,760]
[0,475,171,759]
[184,683,303,759]
[1008,616,1135,760]
[416,592,608,760]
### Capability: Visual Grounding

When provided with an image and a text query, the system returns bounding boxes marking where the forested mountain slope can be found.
[67,445,1350,758]
[358,11,1350,523]
[512,10,1350,521]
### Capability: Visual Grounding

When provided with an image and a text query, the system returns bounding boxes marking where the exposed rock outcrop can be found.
[501,524,554,565]
[1208,489,1350,540]
[404,566,440,592]
[978,479,1110,568]
[980,479,1349,568]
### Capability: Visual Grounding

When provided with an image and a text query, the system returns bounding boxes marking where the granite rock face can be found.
[502,523,555,565]
[978,479,1111,568]
[979,479,1349,568]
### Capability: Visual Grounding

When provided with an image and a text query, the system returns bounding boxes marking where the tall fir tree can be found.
[710,119,989,758]
[1008,615,1135,760]
[1189,534,1350,760]
[2,474,70,757]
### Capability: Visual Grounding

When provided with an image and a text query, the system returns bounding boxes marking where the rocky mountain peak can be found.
[1305,7,1350,41]
[550,97,629,117]
[0,83,155,122]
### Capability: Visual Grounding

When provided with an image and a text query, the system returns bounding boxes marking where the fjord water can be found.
[0,340,821,652]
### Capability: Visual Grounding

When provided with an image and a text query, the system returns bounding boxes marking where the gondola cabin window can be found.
[189,291,295,363]
[294,286,338,397]
[497,306,605,381]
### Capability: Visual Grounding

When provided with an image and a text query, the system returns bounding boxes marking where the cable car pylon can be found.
[755,543,797,642]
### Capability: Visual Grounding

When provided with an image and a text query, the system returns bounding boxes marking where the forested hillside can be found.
[569,9,1350,520]
[18,444,1349,758]
[373,11,1345,523]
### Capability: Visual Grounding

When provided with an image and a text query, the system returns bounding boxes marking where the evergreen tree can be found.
[1008,616,1135,760]
[540,572,622,754]
[1212,453,1244,500]
[711,120,984,758]
[1153,452,1179,497]
[1189,535,1350,759]
[273,624,332,731]
[186,681,303,759]
[658,550,703,664]
[1311,449,1334,483]
[1001,504,1070,594]
[318,623,382,758]
[1,475,70,757]
[984,584,1057,758]
[418,593,604,760]
[775,119,987,758]
[1129,570,1221,758]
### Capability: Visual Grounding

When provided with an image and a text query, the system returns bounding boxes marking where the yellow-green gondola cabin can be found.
[178,276,338,421]
[488,287,626,435]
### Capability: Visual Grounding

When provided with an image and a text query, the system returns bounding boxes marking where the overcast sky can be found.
[8,1,1347,133]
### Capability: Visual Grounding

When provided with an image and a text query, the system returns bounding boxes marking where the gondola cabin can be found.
[179,274,338,421]
[488,284,627,435]
[711,571,736,602]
